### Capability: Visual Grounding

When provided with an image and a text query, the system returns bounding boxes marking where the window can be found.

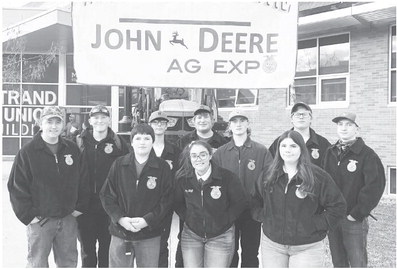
[390,25,396,103]
[389,167,396,194]
[216,89,258,108]
[292,33,349,106]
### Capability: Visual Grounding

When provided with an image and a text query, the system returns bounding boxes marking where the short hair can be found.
[130,123,155,142]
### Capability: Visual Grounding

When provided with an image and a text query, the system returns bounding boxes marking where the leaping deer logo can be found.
[169,32,188,49]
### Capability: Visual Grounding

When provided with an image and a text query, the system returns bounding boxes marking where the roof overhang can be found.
[299,1,396,37]
[2,6,73,53]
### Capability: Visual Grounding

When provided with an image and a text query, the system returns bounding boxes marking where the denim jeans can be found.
[26,214,78,267]
[77,212,111,267]
[175,218,184,267]
[328,217,369,267]
[261,233,325,268]
[230,210,261,268]
[181,224,235,268]
[108,235,160,267]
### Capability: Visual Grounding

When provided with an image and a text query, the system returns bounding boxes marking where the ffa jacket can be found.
[160,141,182,180]
[174,162,248,239]
[269,128,331,167]
[212,137,273,200]
[251,165,346,245]
[176,129,228,150]
[77,128,130,213]
[8,132,90,225]
[322,137,385,221]
[100,151,173,241]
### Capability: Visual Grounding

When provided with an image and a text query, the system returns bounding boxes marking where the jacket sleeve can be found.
[250,170,266,222]
[142,163,173,229]
[75,152,90,213]
[7,150,38,225]
[312,170,346,232]
[100,160,125,224]
[268,137,278,158]
[211,147,222,167]
[349,153,386,221]
[173,177,187,221]
[227,172,248,222]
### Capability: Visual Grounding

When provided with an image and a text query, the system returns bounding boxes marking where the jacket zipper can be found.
[281,181,288,243]
[53,154,60,174]
[201,183,207,240]
[94,144,98,193]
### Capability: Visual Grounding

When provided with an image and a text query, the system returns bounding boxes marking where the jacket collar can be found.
[33,131,69,151]
[226,136,252,151]
[334,137,365,155]
[291,127,319,146]
[80,127,115,142]
[121,150,160,169]
[189,129,223,143]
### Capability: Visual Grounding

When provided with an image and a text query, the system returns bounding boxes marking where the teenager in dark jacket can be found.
[252,130,346,268]
[212,110,273,268]
[174,140,248,267]
[148,110,181,267]
[8,106,90,267]
[323,112,385,267]
[76,105,130,267]
[269,102,331,167]
[100,123,173,267]
[174,105,228,267]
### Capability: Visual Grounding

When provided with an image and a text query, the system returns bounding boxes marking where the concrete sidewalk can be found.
[2,160,180,267]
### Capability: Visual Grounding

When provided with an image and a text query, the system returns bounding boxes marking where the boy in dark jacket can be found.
[8,106,90,267]
[323,112,386,267]
[100,123,173,267]
[76,105,130,267]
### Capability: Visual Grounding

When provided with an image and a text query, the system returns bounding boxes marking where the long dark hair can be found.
[265,130,316,196]
[176,140,213,179]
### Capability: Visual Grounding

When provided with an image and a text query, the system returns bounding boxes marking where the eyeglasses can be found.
[151,120,167,126]
[292,112,311,119]
[190,151,209,161]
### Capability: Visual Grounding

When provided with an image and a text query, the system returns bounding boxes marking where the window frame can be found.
[217,88,259,110]
[387,166,396,195]
[291,32,350,108]
[389,25,396,105]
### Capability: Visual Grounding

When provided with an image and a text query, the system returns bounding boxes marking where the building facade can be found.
[2,2,396,194]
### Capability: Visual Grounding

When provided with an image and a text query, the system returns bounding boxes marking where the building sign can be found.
[72,1,298,88]
[2,87,58,136]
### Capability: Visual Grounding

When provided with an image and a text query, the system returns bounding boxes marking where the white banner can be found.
[72,1,298,88]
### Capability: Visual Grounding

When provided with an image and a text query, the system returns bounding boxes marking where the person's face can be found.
[229,116,249,136]
[194,112,213,133]
[190,144,211,175]
[337,120,358,141]
[149,119,168,135]
[291,107,312,130]
[41,117,64,140]
[131,133,153,156]
[279,137,301,165]
[89,114,111,133]
[69,114,76,122]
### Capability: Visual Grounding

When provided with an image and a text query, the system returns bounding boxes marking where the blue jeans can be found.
[181,224,235,268]
[108,235,160,267]
[26,214,78,267]
[261,233,325,268]
[328,217,369,267]
[77,212,111,267]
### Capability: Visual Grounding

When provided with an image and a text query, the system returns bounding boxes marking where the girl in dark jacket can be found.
[174,140,247,267]
[251,130,346,268]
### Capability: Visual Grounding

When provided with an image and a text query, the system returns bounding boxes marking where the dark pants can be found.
[158,213,173,267]
[175,218,184,268]
[77,212,111,268]
[328,217,369,267]
[230,210,261,268]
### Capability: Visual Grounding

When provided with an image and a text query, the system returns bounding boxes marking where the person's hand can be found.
[347,215,356,221]
[71,210,83,217]
[118,217,141,233]
[30,217,40,224]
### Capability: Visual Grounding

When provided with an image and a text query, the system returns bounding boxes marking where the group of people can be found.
[8,101,385,268]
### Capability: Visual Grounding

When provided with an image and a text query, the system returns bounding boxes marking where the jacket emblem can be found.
[247,159,256,170]
[64,154,73,165]
[295,185,307,199]
[210,186,222,199]
[147,176,157,189]
[104,143,114,154]
[347,160,358,172]
[311,148,319,159]
[166,160,173,170]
